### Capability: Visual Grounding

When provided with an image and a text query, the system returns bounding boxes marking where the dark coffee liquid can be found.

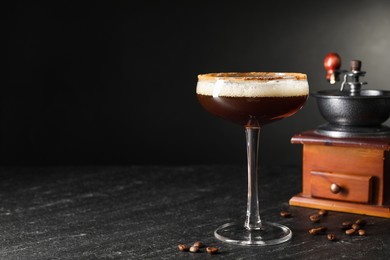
[197,94,308,127]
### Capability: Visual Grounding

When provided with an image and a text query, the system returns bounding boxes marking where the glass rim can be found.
[198,72,307,81]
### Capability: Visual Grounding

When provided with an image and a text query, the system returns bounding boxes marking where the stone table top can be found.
[0,165,389,259]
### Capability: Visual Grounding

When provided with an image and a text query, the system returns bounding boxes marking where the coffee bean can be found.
[193,241,203,248]
[351,223,360,230]
[318,209,328,216]
[358,229,366,236]
[327,233,336,241]
[355,219,367,226]
[341,221,353,230]
[280,211,291,218]
[206,247,219,254]
[319,226,327,232]
[309,214,321,222]
[178,244,189,252]
[189,246,199,253]
[345,229,355,235]
[309,228,319,235]
[309,226,327,235]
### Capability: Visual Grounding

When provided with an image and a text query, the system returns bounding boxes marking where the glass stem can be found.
[244,126,262,230]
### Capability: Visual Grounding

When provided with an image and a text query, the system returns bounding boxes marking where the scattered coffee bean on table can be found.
[306,215,370,241]
[178,244,189,252]
[309,214,321,223]
[193,241,203,248]
[358,229,366,236]
[327,233,336,241]
[179,241,220,254]
[309,226,327,235]
[352,223,360,230]
[341,221,353,230]
[355,219,367,226]
[189,246,199,253]
[206,247,219,254]
[280,211,292,218]
[318,209,328,216]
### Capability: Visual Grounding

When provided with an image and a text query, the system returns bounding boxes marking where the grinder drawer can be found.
[310,171,373,203]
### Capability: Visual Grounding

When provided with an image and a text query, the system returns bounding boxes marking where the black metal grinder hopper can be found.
[312,53,390,137]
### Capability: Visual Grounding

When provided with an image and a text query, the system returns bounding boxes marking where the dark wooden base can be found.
[290,193,390,218]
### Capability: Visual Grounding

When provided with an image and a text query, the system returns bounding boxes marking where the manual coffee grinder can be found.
[290,53,390,218]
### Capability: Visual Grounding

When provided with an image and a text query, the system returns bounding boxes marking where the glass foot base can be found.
[214,222,292,246]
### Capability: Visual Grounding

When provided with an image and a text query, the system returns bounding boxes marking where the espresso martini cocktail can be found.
[196,72,309,246]
[197,72,308,127]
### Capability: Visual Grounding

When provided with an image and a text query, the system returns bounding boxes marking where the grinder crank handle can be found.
[324,53,341,84]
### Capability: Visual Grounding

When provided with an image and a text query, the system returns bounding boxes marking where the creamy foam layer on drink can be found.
[197,72,309,97]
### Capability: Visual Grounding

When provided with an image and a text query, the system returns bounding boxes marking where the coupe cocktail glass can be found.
[196,72,309,245]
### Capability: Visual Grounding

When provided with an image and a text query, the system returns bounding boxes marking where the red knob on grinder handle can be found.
[324,53,341,83]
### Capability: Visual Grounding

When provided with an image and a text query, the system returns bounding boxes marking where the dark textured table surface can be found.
[0,165,389,259]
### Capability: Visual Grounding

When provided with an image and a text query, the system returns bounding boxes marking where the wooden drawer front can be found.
[310,171,373,203]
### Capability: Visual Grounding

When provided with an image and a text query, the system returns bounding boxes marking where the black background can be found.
[5,0,390,166]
